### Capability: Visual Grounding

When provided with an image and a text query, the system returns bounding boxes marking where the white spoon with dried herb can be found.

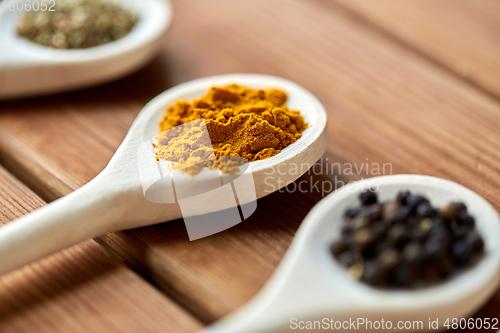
[0,74,328,276]
[0,0,172,99]
[201,175,500,333]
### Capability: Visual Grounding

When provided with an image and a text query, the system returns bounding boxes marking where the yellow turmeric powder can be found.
[156,84,307,175]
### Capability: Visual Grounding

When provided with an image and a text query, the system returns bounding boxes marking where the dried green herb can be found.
[17,0,138,49]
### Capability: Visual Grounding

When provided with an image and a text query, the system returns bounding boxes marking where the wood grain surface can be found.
[330,0,500,100]
[0,166,201,332]
[0,0,499,331]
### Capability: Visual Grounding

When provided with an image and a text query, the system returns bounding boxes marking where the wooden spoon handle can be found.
[0,178,130,275]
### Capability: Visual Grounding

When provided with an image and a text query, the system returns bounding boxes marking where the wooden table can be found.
[1,0,499,331]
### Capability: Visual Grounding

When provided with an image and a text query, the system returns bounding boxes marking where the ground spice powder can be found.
[156,84,307,175]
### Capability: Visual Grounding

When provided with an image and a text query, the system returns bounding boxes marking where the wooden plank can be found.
[0,166,201,332]
[327,0,500,99]
[0,0,499,326]
[96,182,326,323]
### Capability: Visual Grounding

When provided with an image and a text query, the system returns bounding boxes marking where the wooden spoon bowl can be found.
[202,175,500,333]
[0,74,328,275]
[0,0,172,99]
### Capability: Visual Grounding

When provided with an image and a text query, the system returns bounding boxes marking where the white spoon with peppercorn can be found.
[201,175,500,333]
[0,0,171,100]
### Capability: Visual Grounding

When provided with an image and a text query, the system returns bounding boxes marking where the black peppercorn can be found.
[362,260,383,286]
[406,194,429,212]
[396,190,411,206]
[439,202,467,221]
[438,257,454,277]
[416,202,435,218]
[402,242,423,265]
[424,238,447,261]
[357,205,381,224]
[372,222,389,239]
[379,199,391,210]
[354,228,376,250]
[387,225,409,248]
[330,240,348,257]
[343,233,355,247]
[421,263,439,282]
[389,206,412,224]
[453,202,467,213]
[382,201,400,221]
[352,216,371,231]
[391,262,415,287]
[453,226,469,240]
[378,248,400,272]
[331,190,484,288]
[338,251,359,267]
[452,240,471,266]
[430,216,447,230]
[468,232,484,254]
[457,213,475,228]
[359,190,378,206]
[412,226,430,243]
[341,222,353,235]
[344,207,362,220]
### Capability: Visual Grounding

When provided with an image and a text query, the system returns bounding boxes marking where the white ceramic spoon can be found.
[0,74,328,275]
[0,0,172,100]
[201,175,500,333]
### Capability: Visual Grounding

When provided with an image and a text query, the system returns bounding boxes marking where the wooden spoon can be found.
[201,175,500,333]
[0,0,172,100]
[0,74,328,275]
